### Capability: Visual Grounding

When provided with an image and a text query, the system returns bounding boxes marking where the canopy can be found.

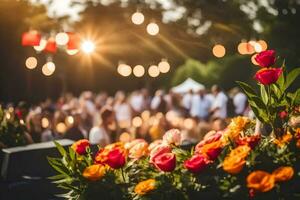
[172,78,205,93]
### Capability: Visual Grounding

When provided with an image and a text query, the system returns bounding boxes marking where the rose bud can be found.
[254,50,276,67]
[71,139,90,155]
[106,148,126,169]
[153,152,176,172]
[254,68,282,85]
[279,110,288,119]
[163,129,182,146]
[184,154,211,173]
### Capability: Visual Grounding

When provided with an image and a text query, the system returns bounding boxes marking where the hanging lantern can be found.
[67,32,80,50]
[44,37,57,53]
[22,30,41,46]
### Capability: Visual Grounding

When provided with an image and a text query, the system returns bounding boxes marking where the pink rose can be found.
[149,144,172,163]
[255,50,276,67]
[163,129,181,146]
[125,139,146,150]
[153,152,176,172]
[148,140,163,152]
[184,154,211,173]
[254,68,282,85]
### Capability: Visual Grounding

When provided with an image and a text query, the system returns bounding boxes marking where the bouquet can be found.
[49,50,300,200]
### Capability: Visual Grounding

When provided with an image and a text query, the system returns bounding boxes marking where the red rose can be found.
[106,148,126,169]
[279,111,288,119]
[184,154,211,173]
[153,153,176,172]
[149,144,172,163]
[71,139,90,155]
[254,68,282,85]
[255,50,276,67]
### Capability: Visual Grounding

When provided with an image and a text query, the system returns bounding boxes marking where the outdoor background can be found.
[0,0,299,103]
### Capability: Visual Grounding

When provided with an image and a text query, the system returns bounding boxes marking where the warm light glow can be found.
[20,119,25,125]
[133,65,145,77]
[25,57,38,69]
[251,54,259,65]
[131,11,145,25]
[56,122,67,133]
[249,41,262,53]
[66,49,79,55]
[148,65,160,77]
[117,64,132,77]
[5,113,11,120]
[141,110,150,121]
[212,44,226,58]
[81,40,95,54]
[147,22,159,36]
[119,132,131,143]
[183,118,195,130]
[65,116,74,126]
[237,42,248,55]
[33,38,47,51]
[55,32,69,45]
[158,60,170,73]
[42,61,55,76]
[41,117,50,128]
[258,40,268,51]
[132,116,143,127]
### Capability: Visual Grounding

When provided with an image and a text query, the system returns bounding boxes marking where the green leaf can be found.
[285,68,300,90]
[54,140,67,157]
[236,81,257,98]
[260,84,268,104]
[292,88,300,106]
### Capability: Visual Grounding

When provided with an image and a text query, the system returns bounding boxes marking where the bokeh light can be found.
[158,60,170,73]
[131,11,144,25]
[81,40,95,54]
[132,116,143,127]
[55,32,69,45]
[148,65,160,77]
[212,44,226,58]
[41,117,50,128]
[25,56,38,69]
[251,54,259,65]
[65,116,74,126]
[66,49,79,55]
[56,122,67,134]
[33,38,47,51]
[147,22,159,36]
[117,64,132,77]
[258,40,268,51]
[249,40,262,53]
[42,61,56,76]
[133,65,145,77]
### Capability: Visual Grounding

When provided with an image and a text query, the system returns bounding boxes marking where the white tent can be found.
[172,78,205,93]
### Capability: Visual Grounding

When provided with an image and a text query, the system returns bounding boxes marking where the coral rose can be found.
[254,68,283,85]
[197,140,223,160]
[71,139,90,155]
[184,154,211,173]
[82,164,106,181]
[163,129,182,146]
[254,50,276,68]
[247,171,275,192]
[134,179,156,195]
[153,152,176,172]
[272,166,294,182]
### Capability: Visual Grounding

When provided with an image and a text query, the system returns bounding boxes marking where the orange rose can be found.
[223,156,246,174]
[198,140,223,160]
[223,117,250,142]
[273,132,293,147]
[134,179,156,195]
[230,145,251,158]
[247,171,275,192]
[272,166,294,182]
[71,139,90,155]
[82,164,107,181]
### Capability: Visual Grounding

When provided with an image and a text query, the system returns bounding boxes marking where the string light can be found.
[55,32,69,45]
[147,22,159,36]
[131,11,145,25]
[42,61,55,76]
[117,64,132,77]
[148,65,160,77]
[81,40,95,54]
[212,44,226,58]
[25,56,38,69]
[133,65,145,77]
[33,38,47,51]
[158,59,170,73]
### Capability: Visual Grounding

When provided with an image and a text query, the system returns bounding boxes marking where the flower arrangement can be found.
[49,50,300,200]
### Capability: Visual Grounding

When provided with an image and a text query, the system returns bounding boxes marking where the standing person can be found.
[150,90,167,114]
[89,106,114,146]
[182,89,193,112]
[210,85,228,119]
[190,89,211,120]
[232,87,248,116]
[114,91,132,128]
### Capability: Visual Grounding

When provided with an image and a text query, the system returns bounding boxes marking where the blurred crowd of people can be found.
[4,85,253,146]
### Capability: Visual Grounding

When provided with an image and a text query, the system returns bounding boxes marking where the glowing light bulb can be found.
[55,32,69,45]
[66,49,79,55]
[133,65,145,77]
[147,23,159,36]
[42,61,55,76]
[81,40,95,54]
[212,44,226,58]
[117,64,132,77]
[25,56,38,69]
[158,60,170,73]
[33,39,47,51]
[132,116,143,127]
[148,65,160,77]
[131,11,145,25]
[41,117,50,128]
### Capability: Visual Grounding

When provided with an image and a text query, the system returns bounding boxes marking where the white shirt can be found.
[114,103,132,122]
[89,126,111,146]
[190,94,211,119]
[151,96,161,110]
[182,93,193,110]
[211,92,228,119]
[233,92,247,115]
[130,94,144,112]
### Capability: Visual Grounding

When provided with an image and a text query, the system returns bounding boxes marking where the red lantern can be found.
[44,37,57,53]
[67,32,80,50]
[22,30,41,46]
